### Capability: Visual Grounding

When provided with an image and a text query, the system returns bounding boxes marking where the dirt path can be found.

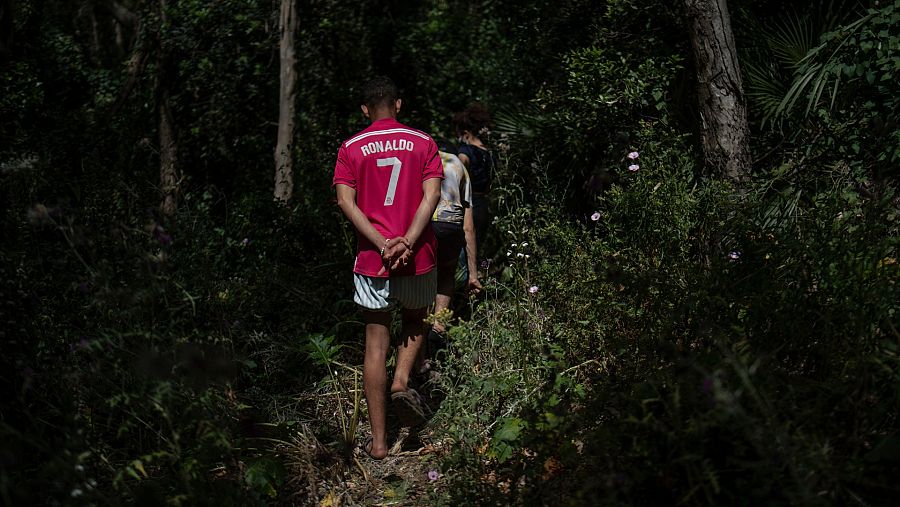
[346,426,444,505]
[280,378,449,506]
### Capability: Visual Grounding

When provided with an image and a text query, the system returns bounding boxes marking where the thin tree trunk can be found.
[89,9,101,65]
[105,0,138,57]
[274,0,297,203]
[156,0,179,216]
[114,17,125,59]
[97,0,140,105]
[683,0,751,185]
[158,88,179,216]
[107,0,138,29]
[1,0,13,59]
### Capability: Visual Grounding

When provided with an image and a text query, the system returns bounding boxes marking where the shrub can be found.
[429,130,899,505]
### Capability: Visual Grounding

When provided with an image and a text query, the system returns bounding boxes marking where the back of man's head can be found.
[360,76,399,109]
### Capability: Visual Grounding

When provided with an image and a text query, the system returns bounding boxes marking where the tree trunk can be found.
[106,0,139,29]
[274,0,298,203]
[156,0,180,216]
[682,0,751,185]
[105,0,142,114]
[158,88,179,216]
[88,9,102,65]
[0,0,13,60]
[105,0,139,57]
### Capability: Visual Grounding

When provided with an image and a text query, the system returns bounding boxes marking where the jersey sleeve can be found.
[332,144,356,188]
[422,139,444,181]
[462,167,473,207]
[457,144,474,164]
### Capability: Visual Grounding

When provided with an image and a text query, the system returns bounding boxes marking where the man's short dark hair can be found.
[360,76,400,108]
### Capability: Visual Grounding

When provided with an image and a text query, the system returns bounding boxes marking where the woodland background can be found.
[1,0,898,505]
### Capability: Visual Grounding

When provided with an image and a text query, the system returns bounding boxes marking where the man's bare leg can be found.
[415,260,455,369]
[432,260,457,334]
[391,307,427,394]
[363,310,391,459]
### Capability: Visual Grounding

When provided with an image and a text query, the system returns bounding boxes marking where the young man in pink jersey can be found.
[333,76,443,459]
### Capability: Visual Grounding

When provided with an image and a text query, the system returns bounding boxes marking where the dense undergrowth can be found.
[3,121,897,505]
[2,0,899,505]
[430,128,899,505]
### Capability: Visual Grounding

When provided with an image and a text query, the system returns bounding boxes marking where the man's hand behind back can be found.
[377,237,412,275]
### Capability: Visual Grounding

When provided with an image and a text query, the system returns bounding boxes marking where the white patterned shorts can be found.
[353,270,436,311]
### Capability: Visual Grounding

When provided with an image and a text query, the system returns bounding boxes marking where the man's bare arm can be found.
[462,206,482,293]
[335,184,390,249]
[336,183,411,275]
[401,177,441,247]
[378,177,439,272]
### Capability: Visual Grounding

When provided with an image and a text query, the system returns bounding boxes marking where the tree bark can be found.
[103,0,141,112]
[88,8,102,65]
[274,0,298,203]
[105,0,139,57]
[158,87,179,216]
[106,0,139,29]
[156,0,180,216]
[682,0,751,185]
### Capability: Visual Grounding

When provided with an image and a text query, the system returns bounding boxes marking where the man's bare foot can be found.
[363,436,388,460]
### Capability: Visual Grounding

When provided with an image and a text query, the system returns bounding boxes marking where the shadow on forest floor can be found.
[266,365,450,505]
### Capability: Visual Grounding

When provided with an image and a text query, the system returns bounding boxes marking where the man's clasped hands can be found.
[377,237,413,275]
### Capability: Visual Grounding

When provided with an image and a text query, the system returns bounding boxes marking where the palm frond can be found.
[764,11,816,69]
[756,186,803,232]
[777,63,823,118]
[740,0,863,131]
[776,10,876,121]
[493,103,547,140]
[744,59,790,130]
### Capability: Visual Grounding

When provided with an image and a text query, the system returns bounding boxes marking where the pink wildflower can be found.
[627,151,640,160]
[627,164,640,172]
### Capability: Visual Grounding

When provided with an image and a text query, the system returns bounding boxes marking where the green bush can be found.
[430,128,899,505]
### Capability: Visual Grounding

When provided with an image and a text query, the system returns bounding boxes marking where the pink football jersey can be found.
[333,117,444,277]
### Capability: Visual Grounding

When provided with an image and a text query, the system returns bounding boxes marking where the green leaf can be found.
[493,417,525,442]
[244,456,286,498]
[304,333,341,366]
[492,441,514,462]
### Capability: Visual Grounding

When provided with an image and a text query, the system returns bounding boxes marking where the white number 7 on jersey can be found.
[377,157,402,206]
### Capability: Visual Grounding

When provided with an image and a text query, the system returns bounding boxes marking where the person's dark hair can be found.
[359,76,400,108]
[452,102,492,137]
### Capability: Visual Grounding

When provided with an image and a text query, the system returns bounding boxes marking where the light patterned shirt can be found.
[432,151,472,225]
